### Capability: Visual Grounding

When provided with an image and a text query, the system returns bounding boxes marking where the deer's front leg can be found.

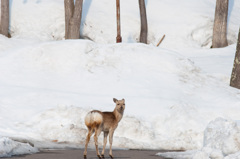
[101,131,109,158]
[109,129,114,159]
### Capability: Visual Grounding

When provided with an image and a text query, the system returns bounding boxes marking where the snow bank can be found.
[23,106,88,147]
[0,136,38,157]
[17,106,156,149]
[157,118,240,159]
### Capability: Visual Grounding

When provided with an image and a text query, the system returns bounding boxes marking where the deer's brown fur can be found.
[84,98,125,159]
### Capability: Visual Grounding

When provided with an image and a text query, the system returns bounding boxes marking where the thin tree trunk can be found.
[212,0,228,48]
[1,0,9,37]
[138,0,148,44]
[68,0,83,39]
[116,0,122,43]
[64,0,74,39]
[230,28,240,89]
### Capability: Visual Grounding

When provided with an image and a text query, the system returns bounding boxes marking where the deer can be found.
[83,98,125,159]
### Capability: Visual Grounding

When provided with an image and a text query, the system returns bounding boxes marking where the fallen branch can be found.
[156,34,165,47]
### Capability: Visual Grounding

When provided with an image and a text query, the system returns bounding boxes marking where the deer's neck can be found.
[113,108,124,122]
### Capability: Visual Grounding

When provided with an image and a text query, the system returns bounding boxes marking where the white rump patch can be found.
[91,112,103,123]
[85,112,103,126]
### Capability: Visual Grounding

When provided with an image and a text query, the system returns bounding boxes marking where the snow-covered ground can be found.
[1,0,240,158]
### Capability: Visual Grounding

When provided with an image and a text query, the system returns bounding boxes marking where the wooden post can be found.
[116,0,122,43]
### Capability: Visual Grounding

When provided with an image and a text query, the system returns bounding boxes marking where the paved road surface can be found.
[2,149,172,159]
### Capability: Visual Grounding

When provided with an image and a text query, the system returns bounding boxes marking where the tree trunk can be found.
[1,0,9,37]
[68,0,83,39]
[64,0,74,39]
[212,0,228,48]
[138,0,148,44]
[64,0,83,39]
[230,28,240,89]
[116,0,122,43]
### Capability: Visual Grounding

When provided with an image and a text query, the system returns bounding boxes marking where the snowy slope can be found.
[1,37,240,151]
[0,0,240,158]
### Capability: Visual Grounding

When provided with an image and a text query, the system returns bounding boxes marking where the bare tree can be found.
[64,0,83,39]
[212,0,228,48]
[0,0,9,37]
[230,28,240,89]
[138,0,148,44]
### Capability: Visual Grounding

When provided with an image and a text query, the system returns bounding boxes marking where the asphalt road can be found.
[2,149,172,159]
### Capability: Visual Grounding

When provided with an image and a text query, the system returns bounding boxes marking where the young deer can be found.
[83,98,125,159]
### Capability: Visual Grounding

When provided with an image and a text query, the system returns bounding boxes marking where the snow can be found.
[157,118,240,159]
[0,0,240,158]
[0,136,38,157]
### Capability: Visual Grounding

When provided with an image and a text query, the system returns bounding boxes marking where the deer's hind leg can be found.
[84,127,94,158]
[94,125,102,159]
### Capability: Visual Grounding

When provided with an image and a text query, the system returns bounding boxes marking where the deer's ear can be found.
[113,98,118,103]
[122,98,125,102]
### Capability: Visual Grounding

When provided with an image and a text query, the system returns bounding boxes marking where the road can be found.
[2,149,172,159]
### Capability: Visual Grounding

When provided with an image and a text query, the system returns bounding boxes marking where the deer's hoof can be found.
[110,155,114,159]
[84,155,87,159]
[97,155,102,159]
[101,155,105,158]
